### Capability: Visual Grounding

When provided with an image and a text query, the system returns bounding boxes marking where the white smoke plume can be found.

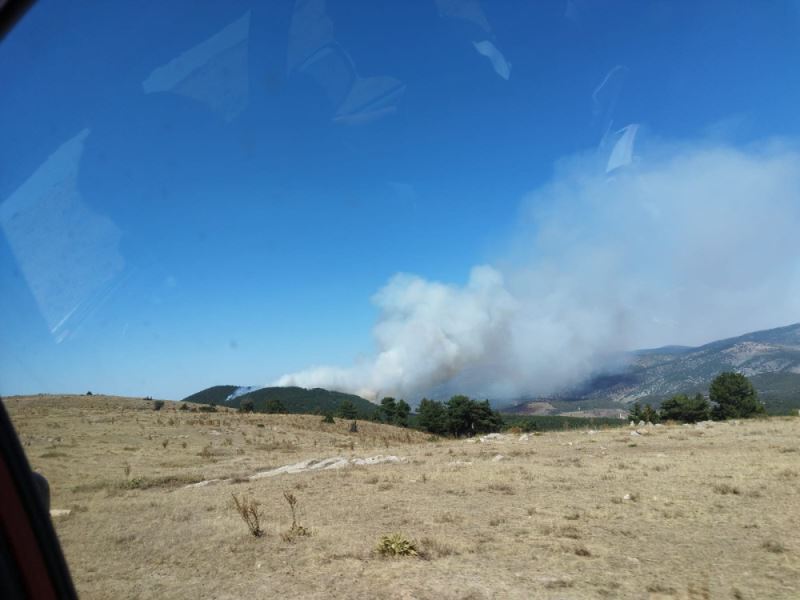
[277,138,800,401]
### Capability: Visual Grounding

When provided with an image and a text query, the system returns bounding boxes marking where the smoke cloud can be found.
[277,139,800,401]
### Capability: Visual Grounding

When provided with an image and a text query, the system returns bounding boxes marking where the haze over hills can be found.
[183,324,800,418]
[506,323,800,415]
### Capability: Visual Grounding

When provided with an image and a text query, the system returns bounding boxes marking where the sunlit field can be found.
[6,395,800,599]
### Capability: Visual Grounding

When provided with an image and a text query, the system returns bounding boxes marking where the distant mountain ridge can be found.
[507,322,800,415]
[182,385,376,417]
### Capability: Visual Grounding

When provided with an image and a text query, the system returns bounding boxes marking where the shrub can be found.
[417,398,448,434]
[239,399,255,413]
[376,533,419,557]
[659,393,710,423]
[198,404,218,413]
[337,399,358,419]
[445,395,503,436]
[321,412,335,424]
[179,402,189,411]
[394,399,411,427]
[152,400,165,411]
[710,372,765,420]
[379,397,397,423]
[628,402,659,423]
[231,493,264,537]
[265,397,285,414]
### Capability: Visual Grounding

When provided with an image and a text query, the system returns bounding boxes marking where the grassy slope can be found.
[6,394,799,599]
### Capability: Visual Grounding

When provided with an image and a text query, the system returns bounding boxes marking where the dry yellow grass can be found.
[5,394,800,599]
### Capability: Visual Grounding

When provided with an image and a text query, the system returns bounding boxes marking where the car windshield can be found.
[2,1,799,598]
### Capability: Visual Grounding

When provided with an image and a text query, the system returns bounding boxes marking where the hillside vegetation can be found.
[506,323,800,415]
[183,386,376,417]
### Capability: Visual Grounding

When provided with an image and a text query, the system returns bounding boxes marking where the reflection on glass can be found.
[287,0,405,124]
[0,130,125,342]
[472,40,511,80]
[142,11,251,122]
[606,123,639,172]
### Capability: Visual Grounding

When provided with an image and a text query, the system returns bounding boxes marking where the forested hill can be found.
[182,385,376,416]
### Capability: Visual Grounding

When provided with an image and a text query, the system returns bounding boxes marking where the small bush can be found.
[198,405,218,413]
[179,403,189,411]
[152,400,165,411]
[231,493,264,537]
[713,483,741,495]
[376,533,419,557]
[321,413,335,424]
[762,540,786,553]
[574,545,592,557]
[486,482,515,495]
[239,399,255,413]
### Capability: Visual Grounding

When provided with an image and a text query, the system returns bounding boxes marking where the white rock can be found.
[630,431,641,437]
[492,454,505,462]
[49,509,71,518]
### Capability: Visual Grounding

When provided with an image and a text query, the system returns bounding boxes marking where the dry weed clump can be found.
[280,491,310,542]
[376,533,419,557]
[231,493,264,537]
[486,482,515,495]
[713,483,741,495]
[419,536,459,558]
[762,540,786,554]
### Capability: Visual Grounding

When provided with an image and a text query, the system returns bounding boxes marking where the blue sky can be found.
[2,1,800,400]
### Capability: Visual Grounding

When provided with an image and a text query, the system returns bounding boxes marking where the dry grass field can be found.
[5,394,800,599]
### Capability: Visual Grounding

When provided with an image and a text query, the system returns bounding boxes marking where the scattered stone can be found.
[623,493,632,501]
[492,454,505,462]
[49,508,71,518]
[186,455,407,488]
[479,433,505,443]
[185,479,221,488]
[638,420,646,427]
[630,431,641,437]
[519,433,530,442]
